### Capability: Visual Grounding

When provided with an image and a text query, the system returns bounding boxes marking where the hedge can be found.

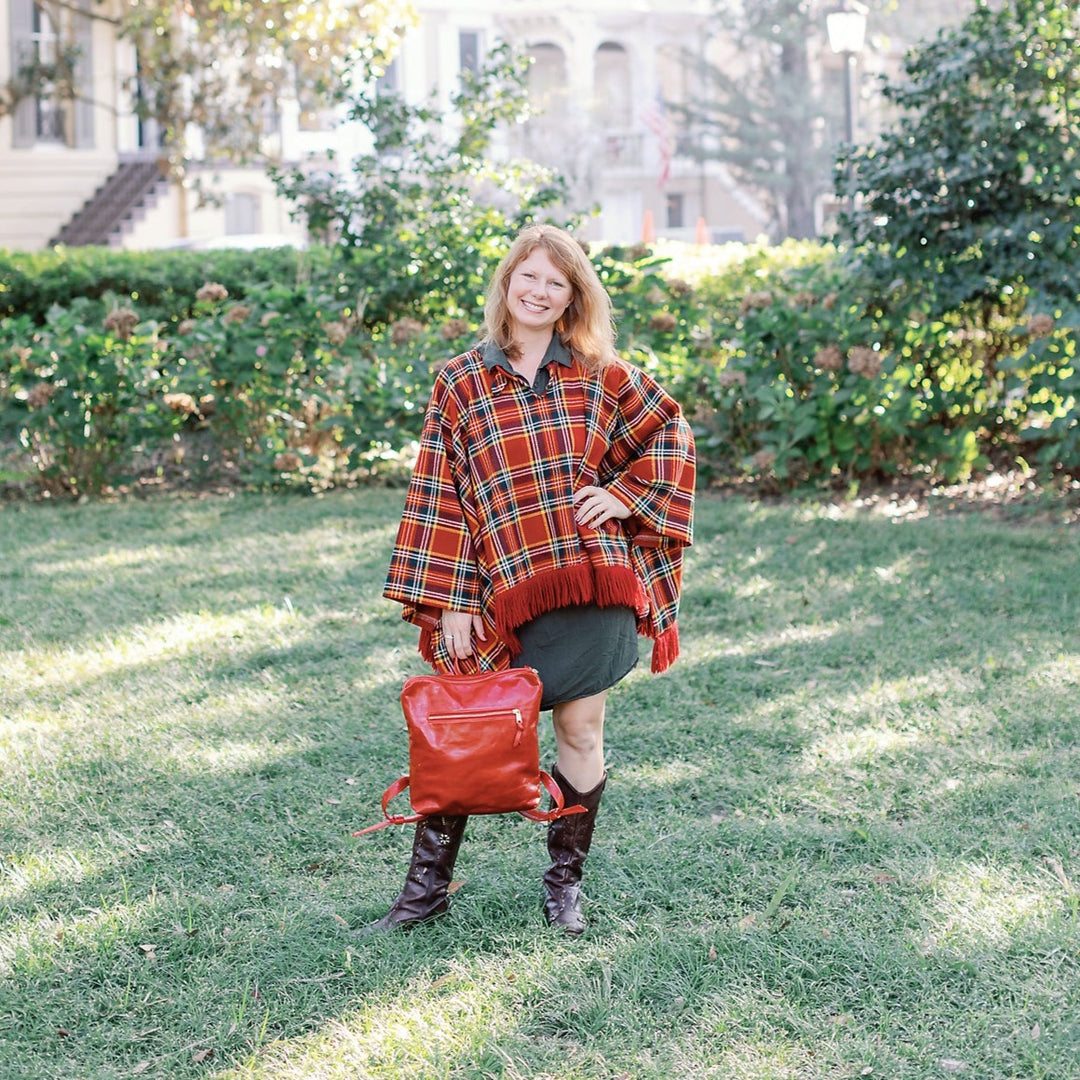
[1,242,1076,497]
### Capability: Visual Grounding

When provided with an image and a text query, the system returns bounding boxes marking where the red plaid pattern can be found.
[384,349,695,673]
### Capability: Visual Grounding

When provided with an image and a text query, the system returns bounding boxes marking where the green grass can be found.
[1,489,1078,1080]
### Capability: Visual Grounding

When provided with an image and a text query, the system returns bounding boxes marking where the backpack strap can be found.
[350,776,425,836]
[517,770,587,823]
[352,771,585,836]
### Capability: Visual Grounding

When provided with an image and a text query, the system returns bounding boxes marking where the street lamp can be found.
[827,1,868,215]
[826,1,868,149]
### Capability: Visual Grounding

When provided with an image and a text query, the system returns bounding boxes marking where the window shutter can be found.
[9,0,35,148]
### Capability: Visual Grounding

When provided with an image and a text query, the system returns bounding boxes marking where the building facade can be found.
[403,0,768,244]
[0,1,958,252]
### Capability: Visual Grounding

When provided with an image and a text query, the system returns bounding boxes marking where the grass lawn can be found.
[1,488,1078,1080]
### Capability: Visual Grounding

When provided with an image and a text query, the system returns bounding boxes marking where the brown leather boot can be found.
[362,814,468,933]
[543,767,606,935]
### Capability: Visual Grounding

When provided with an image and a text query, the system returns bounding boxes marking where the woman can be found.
[374,224,695,935]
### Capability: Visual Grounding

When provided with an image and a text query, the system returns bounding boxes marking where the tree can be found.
[678,0,837,240]
[268,44,579,329]
[2,1,414,176]
[838,0,1080,319]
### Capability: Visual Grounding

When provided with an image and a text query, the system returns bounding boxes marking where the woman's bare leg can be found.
[551,690,607,791]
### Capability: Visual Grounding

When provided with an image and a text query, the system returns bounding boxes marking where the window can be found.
[31,3,66,143]
[593,42,632,128]
[665,193,685,229]
[377,57,400,95]
[11,0,93,149]
[528,43,568,122]
[459,31,482,75]
[134,47,165,149]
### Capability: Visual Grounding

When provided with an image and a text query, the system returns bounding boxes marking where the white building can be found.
[399,0,769,244]
[0,1,952,252]
[0,0,346,250]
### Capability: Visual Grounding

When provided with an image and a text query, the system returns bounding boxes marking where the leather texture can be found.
[362,814,468,933]
[543,766,607,935]
[402,666,543,816]
[352,667,586,836]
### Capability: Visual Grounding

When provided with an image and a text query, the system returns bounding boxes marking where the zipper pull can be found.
[512,709,523,746]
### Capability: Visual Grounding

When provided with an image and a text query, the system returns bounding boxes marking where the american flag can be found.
[643,94,674,189]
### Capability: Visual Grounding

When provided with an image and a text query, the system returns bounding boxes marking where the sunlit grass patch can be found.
[915,861,1074,952]
[1,490,1078,1080]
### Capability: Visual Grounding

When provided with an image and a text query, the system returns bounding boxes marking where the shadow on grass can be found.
[2,491,1078,1078]
[0,493,401,650]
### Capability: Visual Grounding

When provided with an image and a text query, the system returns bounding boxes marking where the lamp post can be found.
[827,1,868,209]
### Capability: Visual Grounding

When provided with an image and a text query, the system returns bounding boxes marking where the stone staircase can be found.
[49,157,168,247]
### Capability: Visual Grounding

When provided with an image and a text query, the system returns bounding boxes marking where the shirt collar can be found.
[479,334,572,372]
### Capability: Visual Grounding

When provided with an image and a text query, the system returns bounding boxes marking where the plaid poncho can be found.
[383,343,695,674]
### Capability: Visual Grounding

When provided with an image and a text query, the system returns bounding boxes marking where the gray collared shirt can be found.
[479,334,573,395]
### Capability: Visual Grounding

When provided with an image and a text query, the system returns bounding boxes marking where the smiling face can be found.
[505,247,574,339]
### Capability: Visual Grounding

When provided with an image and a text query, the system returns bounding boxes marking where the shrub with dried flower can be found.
[3,230,1075,496]
[848,346,884,379]
[195,282,229,304]
[390,318,425,345]
[223,305,252,325]
[814,345,844,372]
[1,300,183,495]
[103,307,139,342]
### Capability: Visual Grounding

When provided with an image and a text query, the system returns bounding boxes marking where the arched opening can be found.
[593,41,632,128]
[528,42,568,122]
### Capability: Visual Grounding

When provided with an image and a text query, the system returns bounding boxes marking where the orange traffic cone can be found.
[695,216,709,246]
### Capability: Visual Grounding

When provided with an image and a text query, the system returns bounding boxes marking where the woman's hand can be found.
[573,485,631,529]
[440,609,486,660]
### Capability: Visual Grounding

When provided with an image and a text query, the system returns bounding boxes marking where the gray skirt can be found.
[511,603,639,709]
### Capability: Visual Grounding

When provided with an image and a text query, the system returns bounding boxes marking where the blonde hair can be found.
[483,224,618,371]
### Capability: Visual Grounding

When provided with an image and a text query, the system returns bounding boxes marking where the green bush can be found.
[839,0,1080,321]
[1,241,1076,498]
[0,246,312,324]
[599,240,1077,487]
[1,300,181,495]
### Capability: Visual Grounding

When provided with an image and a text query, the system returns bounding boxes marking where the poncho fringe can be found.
[494,563,647,653]
[416,568,679,674]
